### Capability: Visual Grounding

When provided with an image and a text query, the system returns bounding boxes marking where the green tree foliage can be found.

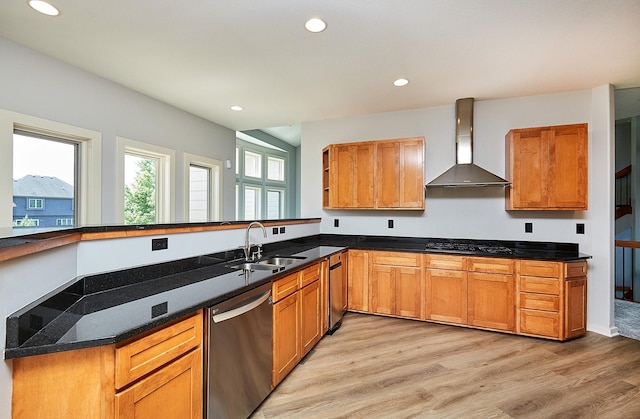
[13,214,37,227]
[124,158,156,224]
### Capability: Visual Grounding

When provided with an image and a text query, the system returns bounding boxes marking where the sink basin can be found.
[257,256,307,266]
[227,262,282,271]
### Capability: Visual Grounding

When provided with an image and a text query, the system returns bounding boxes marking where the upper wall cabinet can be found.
[505,123,588,211]
[323,137,425,210]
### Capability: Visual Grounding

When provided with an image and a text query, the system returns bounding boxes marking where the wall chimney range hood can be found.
[426,98,510,188]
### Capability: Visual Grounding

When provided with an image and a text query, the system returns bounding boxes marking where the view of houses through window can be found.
[12,131,77,230]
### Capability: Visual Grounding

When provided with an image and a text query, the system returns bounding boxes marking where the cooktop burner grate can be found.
[425,242,513,255]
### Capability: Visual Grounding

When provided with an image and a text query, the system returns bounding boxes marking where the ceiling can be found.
[1,1,639,146]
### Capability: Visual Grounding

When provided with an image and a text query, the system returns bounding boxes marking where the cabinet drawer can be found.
[272,272,300,302]
[115,312,202,389]
[467,257,514,274]
[300,263,321,288]
[566,261,587,278]
[519,276,560,295]
[520,293,560,312]
[424,254,466,271]
[519,260,561,278]
[519,309,560,338]
[371,251,421,267]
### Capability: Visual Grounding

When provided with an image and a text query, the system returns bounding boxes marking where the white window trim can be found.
[116,137,175,224]
[0,109,102,231]
[184,153,223,222]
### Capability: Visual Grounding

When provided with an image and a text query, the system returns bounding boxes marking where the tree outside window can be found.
[124,156,157,224]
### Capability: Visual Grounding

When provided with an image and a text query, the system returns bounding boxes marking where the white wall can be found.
[300,87,615,336]
[0,37,237,222]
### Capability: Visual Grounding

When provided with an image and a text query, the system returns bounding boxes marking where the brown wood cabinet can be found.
[425,254,468,324]
[517,260,587,340]
[467,257,516,332]
[369,251,424,319]
[325,142,375,209]
[271,262,323,387]
[347,249,369,312]
[375,138,425,209]
[505,123,588,210]
[12,312,203,419]
[272,287,300,386]
[322,137,424,210]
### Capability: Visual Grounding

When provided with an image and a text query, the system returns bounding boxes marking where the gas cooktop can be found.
[425,241,513,255]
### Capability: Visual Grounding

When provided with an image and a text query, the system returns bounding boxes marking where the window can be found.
[267,156,285,181]
[27,198,44,210]
[184,153,222,222]
[244,185,262,220]
[116,137,175,224]
[266,189,284,219]
[3,110,102,232]
[235,139,290,221]
[244,150,262,178]
[56,219,73,226]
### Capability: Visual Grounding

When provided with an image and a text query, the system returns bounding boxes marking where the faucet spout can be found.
[244,221,267,260]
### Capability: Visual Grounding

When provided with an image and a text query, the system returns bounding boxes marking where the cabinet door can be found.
[300,281,322,356]
[353,144,375,208]
[506,128,548,209]
[399,139,424,208]
[548,124,588,209]
[468,272,515,331]
[272,292,300,387]
[347,250,369,312]
[115,349,202,419]
[426,269,468,324]
[395,267,423,319]
[375,141,400,208]
[330,144,354,208]
[564,278,587,339]
[370,264,395,315]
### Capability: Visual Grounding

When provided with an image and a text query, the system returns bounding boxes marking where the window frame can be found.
[116,136,175,224]
[0,109,102,230]
[27,198,45,210]
[235,140,289,221]
[184,152,222,222]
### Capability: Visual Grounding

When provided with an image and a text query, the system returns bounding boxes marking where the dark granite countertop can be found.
[5,234,590,359]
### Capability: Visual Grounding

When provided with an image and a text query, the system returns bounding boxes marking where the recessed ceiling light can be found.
[305,18,327,33]
[230,105,243,111]
[393,78,409,87]
[28,0,60,16]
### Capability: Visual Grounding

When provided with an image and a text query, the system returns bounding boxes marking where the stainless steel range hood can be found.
[426,98,510,187]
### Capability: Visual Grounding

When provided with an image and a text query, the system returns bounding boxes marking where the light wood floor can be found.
[252,312,640,418]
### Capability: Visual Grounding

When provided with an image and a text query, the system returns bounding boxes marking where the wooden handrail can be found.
[616,165,632,179]
[616,240,640,249]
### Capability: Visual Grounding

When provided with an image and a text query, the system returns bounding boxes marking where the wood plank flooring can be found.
[252,312,640,418]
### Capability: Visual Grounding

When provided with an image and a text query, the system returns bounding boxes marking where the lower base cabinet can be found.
[272,262,323,388]
[11,312,203,419]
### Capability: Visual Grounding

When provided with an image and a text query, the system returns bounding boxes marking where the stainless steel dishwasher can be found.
[206,282,272,419]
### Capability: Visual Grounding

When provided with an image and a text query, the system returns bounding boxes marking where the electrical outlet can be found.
[334,219,339,228]
[388,219,394,228]
[272,227,279,235]
[151,302,168,318]
[576,223,585,234]
[280,227,285,234]
[152,237,168,251]
[525,223,533,233]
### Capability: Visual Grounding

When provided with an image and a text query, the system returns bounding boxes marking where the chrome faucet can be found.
[243,221,267,261]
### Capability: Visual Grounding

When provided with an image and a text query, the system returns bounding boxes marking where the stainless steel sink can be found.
[227,262,282,271]
[257,256,307,266]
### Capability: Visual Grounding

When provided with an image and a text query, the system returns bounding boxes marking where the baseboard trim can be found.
[587,323,618,337]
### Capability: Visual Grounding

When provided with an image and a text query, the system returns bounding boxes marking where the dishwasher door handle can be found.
[212,290,272,323]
